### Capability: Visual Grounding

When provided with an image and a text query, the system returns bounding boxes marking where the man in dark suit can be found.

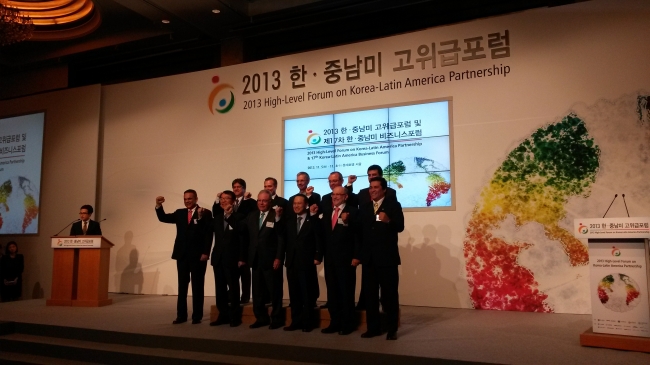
[70,205,102,235]
[317,186,360,335]
[318,171,358,309]
[281,194,320,332]
[213,178,256,304]
[241,190,285,329]
[350,164,398,310]
[358,177,404,340]
[209,190,246,327]
[264,177,289,212]
[287,171,321,306]
[155,190,213,324]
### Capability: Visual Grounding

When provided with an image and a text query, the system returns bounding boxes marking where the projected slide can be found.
[284,100,453,208]
[0,112,44,234]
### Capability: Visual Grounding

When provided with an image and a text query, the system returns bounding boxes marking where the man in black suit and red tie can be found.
[241,190,285,329]
[349,164,398,310]
[318,171,358,309]
[281,194,320,332]
[358,177,404,340]
[317,186,360,335]
[155,190,213,324]
[213,178,256,304]
[209,190,246,327]
[70,205,102,235]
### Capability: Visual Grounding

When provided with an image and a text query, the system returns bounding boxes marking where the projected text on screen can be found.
[0,112,44,234]
[284,100,453,209]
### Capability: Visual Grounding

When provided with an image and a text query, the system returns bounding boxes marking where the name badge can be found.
[337,218,348,226]
[193,219,198,224]
[318,213,323,219]
[272,205,279,210]
[375,214,380,222]
[228,225,233,230]
[266,222,274,228]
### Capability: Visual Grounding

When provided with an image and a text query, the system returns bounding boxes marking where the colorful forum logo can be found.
[611,246,621,257]
[578,223,588,234]
[208,76,235,115]
[307,130,321,145]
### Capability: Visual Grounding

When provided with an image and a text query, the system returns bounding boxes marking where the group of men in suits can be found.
[154,164,404,340]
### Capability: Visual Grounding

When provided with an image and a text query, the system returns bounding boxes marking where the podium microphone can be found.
[54,219,81,236]
[98,218,107,223]
[622,194,630,217]
[602,194,618,218]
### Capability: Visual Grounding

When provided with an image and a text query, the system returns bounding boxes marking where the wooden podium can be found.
[47,236,114,307]
[574,217,650,352]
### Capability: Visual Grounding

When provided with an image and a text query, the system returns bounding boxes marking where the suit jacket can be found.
[156,206,213,262]
[242,209,284,270]
[70,219,102,236]
[212,197,257,218]
[271,195,289,211]
[210,210,246,268]
[316,204,360,266]
[357,186,398,207]
[282,213,320,269]
[358,199,404,267]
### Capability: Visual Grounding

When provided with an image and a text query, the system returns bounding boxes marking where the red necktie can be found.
[331,206,340,230]
[187,209,192,223]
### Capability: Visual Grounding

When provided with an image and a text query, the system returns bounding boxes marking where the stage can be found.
[0,294,648,364]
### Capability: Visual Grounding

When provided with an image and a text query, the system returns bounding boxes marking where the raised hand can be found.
[155,196,165,207]
[309,204,319,215]
[340,211,350,223]
[378,212,390,223]
[347,175,357,184]
[306,186,314,195]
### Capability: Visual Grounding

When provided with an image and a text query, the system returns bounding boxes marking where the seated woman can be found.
[1,241,24,302]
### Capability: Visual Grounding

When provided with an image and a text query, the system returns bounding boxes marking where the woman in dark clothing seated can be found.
[1,241,24,302]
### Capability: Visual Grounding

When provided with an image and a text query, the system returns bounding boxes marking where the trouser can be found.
[287,264,318,327]
[239,264,251,302]
[251,266,284,324]
[363,264,399,333]
[176,259,207,321]
[213,262,241,321]
[326,265,357,330]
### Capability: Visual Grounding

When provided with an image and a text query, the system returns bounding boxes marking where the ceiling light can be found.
[161,19,170,24]
[212,9,220,14]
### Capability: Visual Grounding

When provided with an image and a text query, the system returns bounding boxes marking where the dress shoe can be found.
[210,317,230,326]
[269,322,284,330]
[283,324,301,331]
[230,319,242,327]
[172,318,187,324]
[249,320,270,329]
[338,328,354,335]
[321,326,339,334]
[302,327,312,333]
[361,330,382,338]
[191,319,201,324]
[355,304,366,311]
[240,299,250,304]
[319,303,329,309]
[386,331,397,340]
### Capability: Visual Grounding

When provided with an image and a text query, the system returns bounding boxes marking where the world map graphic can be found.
[0,176,40,234]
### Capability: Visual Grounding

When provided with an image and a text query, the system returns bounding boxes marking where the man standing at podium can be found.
[155,190,213,325]
[70,205,102,235]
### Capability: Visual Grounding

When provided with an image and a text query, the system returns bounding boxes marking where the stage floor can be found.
[0,294,648,364]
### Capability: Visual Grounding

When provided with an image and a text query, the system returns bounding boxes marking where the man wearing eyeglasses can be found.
[70,205,102,235]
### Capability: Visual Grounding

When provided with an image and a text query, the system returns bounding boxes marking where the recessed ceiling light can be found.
[162,19,170,24]
[212,9,221,14]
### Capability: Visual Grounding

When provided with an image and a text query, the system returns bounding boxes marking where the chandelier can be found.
[0,0,34,46]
